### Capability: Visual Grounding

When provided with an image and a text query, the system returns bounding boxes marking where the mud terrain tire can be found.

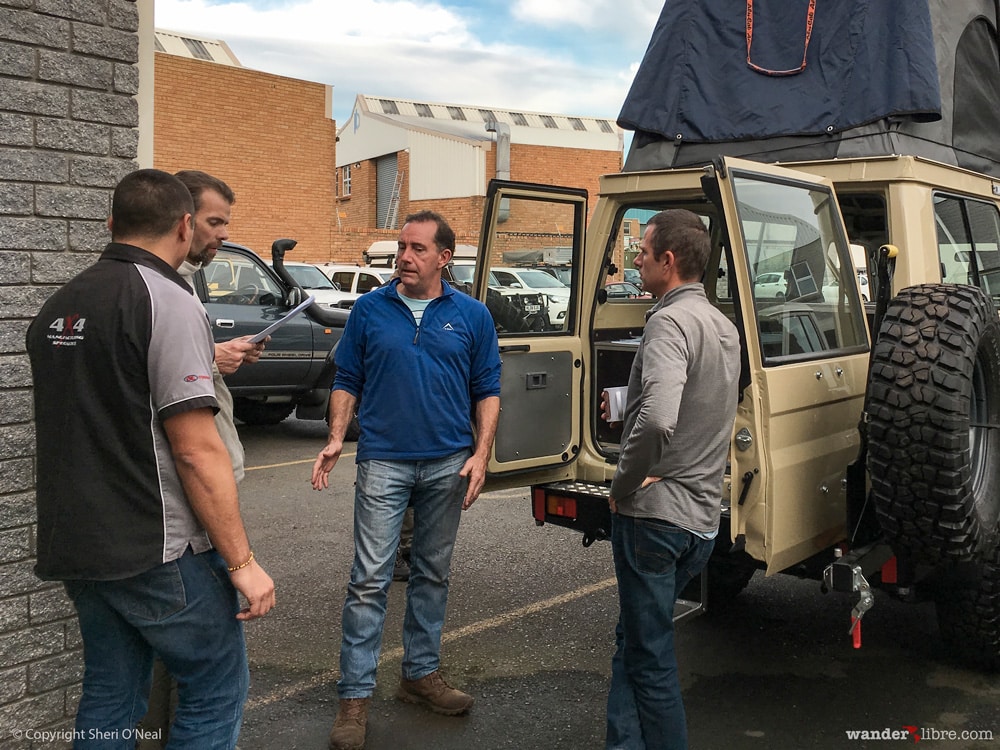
[866,284,1000,564]
[934,544,1000,671]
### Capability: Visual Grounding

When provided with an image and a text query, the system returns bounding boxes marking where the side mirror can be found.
[286,286,303,308]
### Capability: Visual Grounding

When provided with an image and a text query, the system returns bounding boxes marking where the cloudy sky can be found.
[154,0,663,131]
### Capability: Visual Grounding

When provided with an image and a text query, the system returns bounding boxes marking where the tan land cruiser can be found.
[464,1,1000,670]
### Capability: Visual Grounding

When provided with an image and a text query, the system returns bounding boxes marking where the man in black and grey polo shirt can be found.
[27,168,275,749]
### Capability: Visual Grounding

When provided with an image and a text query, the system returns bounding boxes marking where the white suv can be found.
[491,267,571,329]
[278,262,358,308]
[317,264,395,308]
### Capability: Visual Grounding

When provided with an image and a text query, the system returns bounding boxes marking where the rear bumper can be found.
[531,480,613,546]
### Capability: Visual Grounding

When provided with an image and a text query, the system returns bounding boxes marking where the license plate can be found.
[524,304,540,313]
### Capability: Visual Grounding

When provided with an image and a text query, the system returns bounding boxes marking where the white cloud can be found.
[156,0,477,45]
[511,0,661,33]
[154,0,652,127]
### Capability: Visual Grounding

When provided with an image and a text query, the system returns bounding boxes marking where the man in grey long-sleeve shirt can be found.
[605,209,740,750]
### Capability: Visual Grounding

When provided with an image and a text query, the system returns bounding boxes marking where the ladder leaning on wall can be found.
[384,170,404,229]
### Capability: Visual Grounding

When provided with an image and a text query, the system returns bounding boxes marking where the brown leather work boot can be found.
[328,697,370,750]
[396,670,474,715]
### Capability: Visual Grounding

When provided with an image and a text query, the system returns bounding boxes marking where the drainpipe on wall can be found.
[485,121,510,223]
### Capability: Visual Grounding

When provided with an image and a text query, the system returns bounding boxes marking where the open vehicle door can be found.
[710,157,871,573]
[472,180,588,491]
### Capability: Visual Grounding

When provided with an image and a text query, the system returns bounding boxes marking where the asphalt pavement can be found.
[233,418,1000,750]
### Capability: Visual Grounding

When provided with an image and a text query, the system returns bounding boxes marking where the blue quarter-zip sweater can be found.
[333,278,501,462]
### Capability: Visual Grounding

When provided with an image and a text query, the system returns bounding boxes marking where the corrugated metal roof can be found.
[358,94,621,142]
[154,29,241,67]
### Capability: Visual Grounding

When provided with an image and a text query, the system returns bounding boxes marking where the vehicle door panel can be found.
[200,248,317,391]
[475,181,587,486]
[713,157,871,573]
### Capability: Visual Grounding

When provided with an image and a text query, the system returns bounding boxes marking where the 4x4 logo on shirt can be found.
[47,314,86,347]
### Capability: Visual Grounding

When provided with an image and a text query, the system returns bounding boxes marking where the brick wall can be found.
[0,0,142,743]
[326,138,621,266]
[153,54,337,262]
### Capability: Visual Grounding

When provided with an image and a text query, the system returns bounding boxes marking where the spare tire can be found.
[934,543,1000,671]
[866,284,1000,564]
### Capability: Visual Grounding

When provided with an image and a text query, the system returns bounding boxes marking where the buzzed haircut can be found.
[174,170,236,210]
[404,210,456,252]
[111,169,194,241]
[646,209,711,280]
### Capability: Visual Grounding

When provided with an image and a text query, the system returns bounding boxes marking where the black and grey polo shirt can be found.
[27,243,219,581]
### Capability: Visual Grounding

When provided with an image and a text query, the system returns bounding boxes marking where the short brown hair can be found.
[646,209,710,280]
[404,210,455,252]
[174,170,235,210]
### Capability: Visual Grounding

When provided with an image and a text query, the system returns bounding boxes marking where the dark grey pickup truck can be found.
[192,239,349,425]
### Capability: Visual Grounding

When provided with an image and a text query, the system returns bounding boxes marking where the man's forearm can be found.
[327,389,358,444]
[164,408,251,566]
[472,395,500,459]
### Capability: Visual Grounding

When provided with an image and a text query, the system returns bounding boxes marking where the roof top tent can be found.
[619,0,1000,177]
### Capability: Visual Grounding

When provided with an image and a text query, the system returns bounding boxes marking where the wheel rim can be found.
[970,351,995,499]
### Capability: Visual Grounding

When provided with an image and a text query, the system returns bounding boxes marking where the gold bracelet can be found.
[227,550,254,572]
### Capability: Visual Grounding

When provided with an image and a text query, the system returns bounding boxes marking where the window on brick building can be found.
[342,165,352,197]
[447,106,467,121]
[380,99,400,115]
[540,115,557,129]
[568,117,586,131]
[478,109,496,123]
[181,37,213,60]
[598,120,614,134]
[415,103,433,117]
[510,112,528,126]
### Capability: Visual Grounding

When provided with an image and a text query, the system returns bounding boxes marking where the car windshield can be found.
[449,265,504,287]
[285,265,336,289]
[517,269,568,288]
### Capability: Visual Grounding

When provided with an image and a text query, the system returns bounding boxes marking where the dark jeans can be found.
[65,549,248,749]
[606,514,714,750]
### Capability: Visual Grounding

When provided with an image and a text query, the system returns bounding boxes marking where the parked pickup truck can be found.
[192,239,349,426]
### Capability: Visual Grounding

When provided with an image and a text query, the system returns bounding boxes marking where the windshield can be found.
[285,265,336,289]
[516,269,568,288]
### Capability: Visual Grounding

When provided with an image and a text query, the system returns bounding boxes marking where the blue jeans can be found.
[65,549,248,750]
[338,449,470,698]
[606,514,714,750]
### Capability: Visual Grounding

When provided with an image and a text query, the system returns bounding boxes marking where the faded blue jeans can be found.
[65,549,248,750]
[606,513,714,750]
[338,449,470,698]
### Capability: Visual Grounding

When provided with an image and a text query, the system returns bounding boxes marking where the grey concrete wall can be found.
[0,1,140,745]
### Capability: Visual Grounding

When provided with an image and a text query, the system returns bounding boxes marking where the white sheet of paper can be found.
[248,295,315,344]
[604,386,628,422]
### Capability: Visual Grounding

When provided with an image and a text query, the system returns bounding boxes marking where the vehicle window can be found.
[493,271,518,287]
[207,250,283,306]
[356,273,382,294]
[483,195,579,334]
[285,265,336,289]
[331,272,354,291]
[732,173,868,364]
[935,193,1000,302]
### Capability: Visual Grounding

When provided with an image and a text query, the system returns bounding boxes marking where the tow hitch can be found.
[822,543,893,649]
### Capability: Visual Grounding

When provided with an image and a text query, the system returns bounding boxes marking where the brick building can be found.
[334,94,623,264]
[153,31,338,263]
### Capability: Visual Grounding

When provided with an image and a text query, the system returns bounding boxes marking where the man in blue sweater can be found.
[312,211,501,750]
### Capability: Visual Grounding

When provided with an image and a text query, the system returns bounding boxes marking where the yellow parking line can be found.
[244,451,356,472]
[244,575,617,710]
